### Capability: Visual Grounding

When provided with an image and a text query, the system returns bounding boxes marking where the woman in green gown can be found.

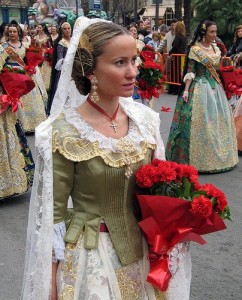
[166,20,238,173]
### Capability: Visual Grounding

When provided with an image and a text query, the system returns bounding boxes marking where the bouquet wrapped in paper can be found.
[135,159,230,292]
[136,45,166,101]
[0,72,35,114]
[44,48,54,67]
[25,46,44,74]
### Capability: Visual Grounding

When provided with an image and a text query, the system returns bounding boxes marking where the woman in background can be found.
[166,20,238,173]
[50,24,59,45]
[47,22,72,114]
[34,23,52,90]
[168,21,187,95]
[227,24,242,67]
[1,21,47,132]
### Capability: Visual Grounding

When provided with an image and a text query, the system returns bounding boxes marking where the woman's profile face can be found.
[93,34,137,99]
[237,28,242,38]
[205,25,217,43]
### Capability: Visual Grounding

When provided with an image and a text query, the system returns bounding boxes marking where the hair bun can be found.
[75,47,94,77]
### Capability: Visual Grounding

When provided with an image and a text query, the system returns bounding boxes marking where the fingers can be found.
[183,91,189,102]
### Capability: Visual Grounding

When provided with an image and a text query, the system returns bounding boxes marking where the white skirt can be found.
[56,233,191,300]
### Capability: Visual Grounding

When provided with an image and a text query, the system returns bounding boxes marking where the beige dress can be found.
[0,43,46,132]
[34,35,52,90]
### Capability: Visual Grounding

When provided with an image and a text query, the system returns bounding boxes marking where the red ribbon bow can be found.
[0,94,22,114]
[137,194,226,292]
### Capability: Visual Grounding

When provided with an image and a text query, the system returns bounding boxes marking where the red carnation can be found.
[191,196,213,218]
[135,165,156,188]
[176,164,198,183]
[144,60,163,71]
[201,184,228,211]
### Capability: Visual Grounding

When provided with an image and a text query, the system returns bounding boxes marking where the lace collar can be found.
[64,97,158,152]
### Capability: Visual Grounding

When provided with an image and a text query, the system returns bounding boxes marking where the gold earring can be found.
[90,76,99,103]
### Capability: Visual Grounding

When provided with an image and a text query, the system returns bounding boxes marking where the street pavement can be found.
[0,93,241,300]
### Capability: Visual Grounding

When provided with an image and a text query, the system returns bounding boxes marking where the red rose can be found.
[191,196,213,218]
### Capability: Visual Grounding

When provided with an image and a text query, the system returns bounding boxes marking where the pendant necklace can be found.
[87,97,119,133]
[198,42,212,50]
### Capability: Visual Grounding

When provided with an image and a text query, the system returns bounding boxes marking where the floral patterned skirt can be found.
[0,111,34,199]
[16,75,47,133]
[56,233,191,300]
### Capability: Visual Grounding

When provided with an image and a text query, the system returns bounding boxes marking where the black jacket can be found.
[227,38,242,59]
[169,33,187,55]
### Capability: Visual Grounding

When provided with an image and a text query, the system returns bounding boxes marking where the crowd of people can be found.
[0,13,241,300]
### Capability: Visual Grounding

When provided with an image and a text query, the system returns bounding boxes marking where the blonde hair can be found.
[175,21,186,36]
[61,22,71,29]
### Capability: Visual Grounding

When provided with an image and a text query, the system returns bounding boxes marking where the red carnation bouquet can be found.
[219,65,242,99]
[136,45,166,100]
[135,159,230,292]
[26,46,44,73]
[44,48,54,67]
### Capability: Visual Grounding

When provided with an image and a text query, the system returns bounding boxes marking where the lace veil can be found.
[21,16,108,299]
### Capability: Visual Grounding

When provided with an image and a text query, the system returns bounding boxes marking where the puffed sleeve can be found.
[183,58,196,82]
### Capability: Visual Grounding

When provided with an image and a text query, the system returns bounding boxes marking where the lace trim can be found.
[53,222,66,262]
[52,99,162,166]
[53,129,155,167]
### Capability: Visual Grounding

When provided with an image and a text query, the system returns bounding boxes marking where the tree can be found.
[192,0,242,47]
[174,0,183,21]
[183,0,192,37]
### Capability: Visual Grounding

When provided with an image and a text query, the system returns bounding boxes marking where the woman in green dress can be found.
[166,20,238,173]
[22,17,192,300]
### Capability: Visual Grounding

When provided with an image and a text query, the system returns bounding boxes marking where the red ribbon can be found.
[137,194,226,292]
[139,216,206,291]
[0,94,22,114]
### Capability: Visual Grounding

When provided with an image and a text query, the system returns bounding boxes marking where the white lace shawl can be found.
[21,95,165,299]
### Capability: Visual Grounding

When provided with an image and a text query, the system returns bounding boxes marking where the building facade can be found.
[0,0,30,24]
[141,0,174,25]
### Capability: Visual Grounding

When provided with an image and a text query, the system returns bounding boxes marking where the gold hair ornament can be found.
[79,33,94,53]
[201,23,206,31]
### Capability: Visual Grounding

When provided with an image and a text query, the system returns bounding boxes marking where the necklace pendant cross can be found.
[110,121,117,133]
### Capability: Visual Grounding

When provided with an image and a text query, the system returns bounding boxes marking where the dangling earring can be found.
[202,36,205,42]
[90,76,99,103]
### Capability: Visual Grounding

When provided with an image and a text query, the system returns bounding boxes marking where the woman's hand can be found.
[183,91,189,102]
